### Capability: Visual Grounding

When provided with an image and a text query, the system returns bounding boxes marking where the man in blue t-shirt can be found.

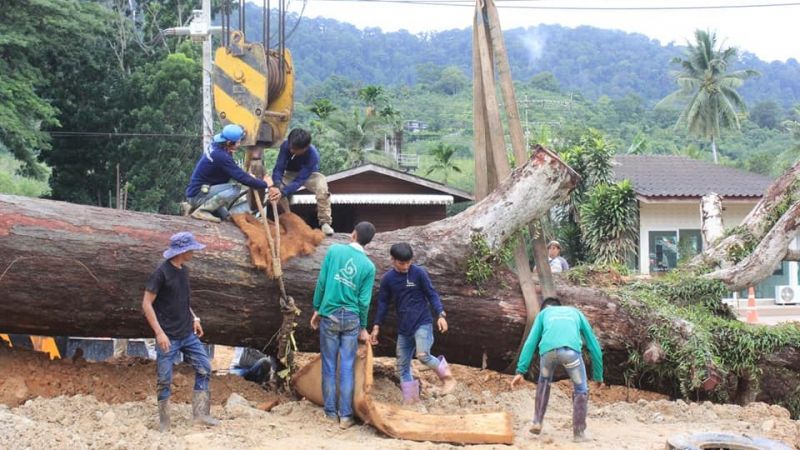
[185,124,272,223]
[370,243,456,404]
[268,128,334,236]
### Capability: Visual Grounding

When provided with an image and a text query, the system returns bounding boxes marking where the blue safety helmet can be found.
[213,124,245,143]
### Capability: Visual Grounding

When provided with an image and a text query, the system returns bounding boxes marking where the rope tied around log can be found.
[253,193,301,384]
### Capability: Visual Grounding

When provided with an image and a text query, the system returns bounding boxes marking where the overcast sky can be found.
[279,0,800,62]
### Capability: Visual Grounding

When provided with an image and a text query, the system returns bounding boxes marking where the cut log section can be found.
[292,343,514,445]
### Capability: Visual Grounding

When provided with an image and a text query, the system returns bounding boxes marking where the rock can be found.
[272,402,294,416]
[100,410,116,427]
[224,393,259,419]
[761,419,775,432]
[0,376,28,405]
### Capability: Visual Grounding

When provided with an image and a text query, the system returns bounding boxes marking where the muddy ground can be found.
[1,345,798,449]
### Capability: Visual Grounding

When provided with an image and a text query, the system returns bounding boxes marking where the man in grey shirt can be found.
[548,240,570,273]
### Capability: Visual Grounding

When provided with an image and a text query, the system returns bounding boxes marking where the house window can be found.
[678,229,703,262]
[649,229,704,273]
[649,231,678,273]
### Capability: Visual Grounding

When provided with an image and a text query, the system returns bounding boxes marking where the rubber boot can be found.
[158,399,170,433]
[572,392,589,442]
[190,209,221,223]
[530,381,551,434]
[400,380,420,405]
[434,356,457,395]
[192,390,220,426]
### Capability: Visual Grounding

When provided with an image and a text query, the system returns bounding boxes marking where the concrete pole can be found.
[202,0,213,151]
[164,3,220,152]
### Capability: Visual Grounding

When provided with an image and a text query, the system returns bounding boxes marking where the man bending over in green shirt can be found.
[310,221,377,429]
[511,297,603,442]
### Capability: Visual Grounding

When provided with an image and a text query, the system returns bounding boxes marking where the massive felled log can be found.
[3,149,800,413]
[0,148,582,373]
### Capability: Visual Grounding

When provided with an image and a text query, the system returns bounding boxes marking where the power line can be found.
[48,131,202,138]
[308,0,800,10]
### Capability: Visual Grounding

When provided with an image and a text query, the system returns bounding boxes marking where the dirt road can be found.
[1,346,797,449]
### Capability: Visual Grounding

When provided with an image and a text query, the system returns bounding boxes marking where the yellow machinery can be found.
[1,333,61,360]
[212,1,294,208]
[213,30,294,150]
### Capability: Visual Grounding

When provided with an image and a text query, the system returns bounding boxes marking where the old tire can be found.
[666,432,792,450]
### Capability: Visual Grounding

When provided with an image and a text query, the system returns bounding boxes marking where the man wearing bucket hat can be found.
[185,124,272,223]
[141,232,220,432]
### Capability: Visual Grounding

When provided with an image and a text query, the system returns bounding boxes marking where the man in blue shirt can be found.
[185,124,272,223]
[268,128,334,236]
[370,243,456,404]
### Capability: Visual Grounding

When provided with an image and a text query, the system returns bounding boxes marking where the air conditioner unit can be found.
[774,285,800,305]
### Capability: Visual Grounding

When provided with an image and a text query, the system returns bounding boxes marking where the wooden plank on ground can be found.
[293,344,514,445]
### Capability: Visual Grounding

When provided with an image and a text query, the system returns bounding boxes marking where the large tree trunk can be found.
[0,148,579,372]
[2,150,800,412]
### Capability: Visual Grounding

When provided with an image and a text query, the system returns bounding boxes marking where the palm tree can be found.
[658,30,758,164]
[310,98,337,120]
[425,143,462,184]
[326,109,382,167]
[358,85,384,117]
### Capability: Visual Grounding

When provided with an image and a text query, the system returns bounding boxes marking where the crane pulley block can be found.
[213,30,294,148]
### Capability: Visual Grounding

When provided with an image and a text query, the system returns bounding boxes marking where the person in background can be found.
[511,297,603,442]
[547,240,570,273]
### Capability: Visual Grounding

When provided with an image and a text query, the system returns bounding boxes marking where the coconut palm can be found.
[425,143,462,184]
[358,85,384,117]
[658,30,758,164]
[326,108,382,167]
[310,98,337,120]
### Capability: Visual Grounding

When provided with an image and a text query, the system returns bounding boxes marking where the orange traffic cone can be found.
[746,287,759,324]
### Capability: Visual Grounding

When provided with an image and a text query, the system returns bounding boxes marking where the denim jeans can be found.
[320,308,360,418]
[155,333,212,401]
[188,183,249,218]
[396,323,440,383]
[538,347,588,394]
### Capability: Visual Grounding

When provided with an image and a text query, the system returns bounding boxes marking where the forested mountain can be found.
[2,0,798,212]
[237,5,800,107]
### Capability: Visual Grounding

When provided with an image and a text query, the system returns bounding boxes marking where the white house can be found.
[612,156,800,321]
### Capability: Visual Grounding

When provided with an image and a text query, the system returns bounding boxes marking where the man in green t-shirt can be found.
[511,297,603,442]
[310,221,377,429]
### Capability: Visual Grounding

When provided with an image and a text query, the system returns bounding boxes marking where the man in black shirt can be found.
[142,231,219,432]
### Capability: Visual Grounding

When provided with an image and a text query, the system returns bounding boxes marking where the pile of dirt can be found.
[1,346,798,449]
[366,353,667,414]
[0,345,275,407]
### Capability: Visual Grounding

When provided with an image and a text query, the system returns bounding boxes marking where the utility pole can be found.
[163,0,222,151]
